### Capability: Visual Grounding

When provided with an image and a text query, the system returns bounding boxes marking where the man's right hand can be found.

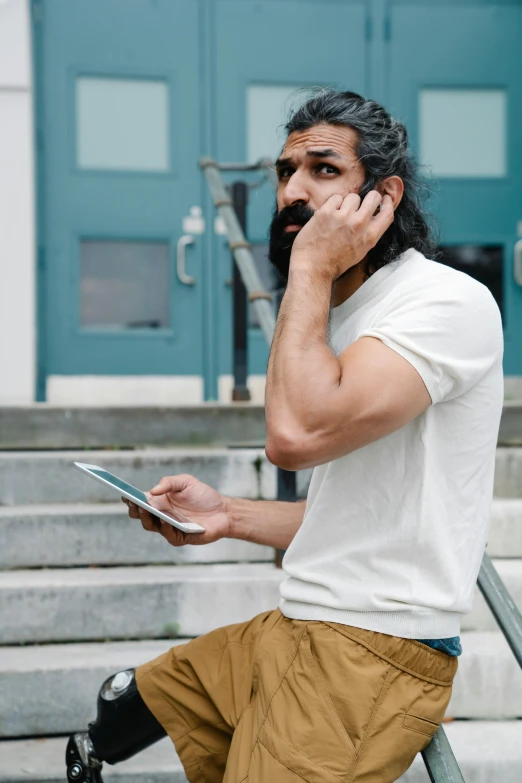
[123,474,231,548]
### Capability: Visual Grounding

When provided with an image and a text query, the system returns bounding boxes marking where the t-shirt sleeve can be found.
[358,273,503,404]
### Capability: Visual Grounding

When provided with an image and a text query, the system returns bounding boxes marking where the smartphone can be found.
[73,462,205,534]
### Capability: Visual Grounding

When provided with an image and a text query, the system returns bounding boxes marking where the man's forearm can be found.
[226,497,306,550]
[266,265,341,443]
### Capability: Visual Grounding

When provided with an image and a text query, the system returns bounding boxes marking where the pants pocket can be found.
[403,713,440,738]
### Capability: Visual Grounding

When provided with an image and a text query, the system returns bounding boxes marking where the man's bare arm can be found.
[265,192,431,470]
[227,498,306,550]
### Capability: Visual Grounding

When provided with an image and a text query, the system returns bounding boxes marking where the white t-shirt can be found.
[279,248,504,639]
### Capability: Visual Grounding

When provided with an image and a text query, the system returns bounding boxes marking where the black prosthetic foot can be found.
[66,734,104,782]
[65,668,166,781]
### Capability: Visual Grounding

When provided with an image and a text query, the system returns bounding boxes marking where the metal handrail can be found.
[422,727,465,783]
[200,157,276,347]
[418,548,522,782]
[478,551,522,669]
[201,156,469,782]
[421,550,522,783]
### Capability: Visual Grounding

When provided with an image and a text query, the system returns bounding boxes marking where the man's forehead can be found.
[280,124,358,160]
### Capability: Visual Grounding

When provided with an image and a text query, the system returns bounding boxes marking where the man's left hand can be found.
[290,190,395,280]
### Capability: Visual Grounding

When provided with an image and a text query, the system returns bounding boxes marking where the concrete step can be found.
[0,503,273,568]
[2,722,522,783]
[448,631,522,719]
[0,639,185,738]
[1,402,520,450]
[0,563,283,644]
[0,557,520,644]
[486,498,522,556]
[0,736,185,782]
[0,404,266,450]
[1,631,519,738]
[1,556,520,644]
[0,446,519,506]
[0,496,518,570]
[0,448,276,506]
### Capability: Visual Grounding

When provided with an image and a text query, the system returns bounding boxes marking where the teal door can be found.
[36,0,521,399]
[36,0,205,395]
[213,0,368,378]
[386,0,522,373]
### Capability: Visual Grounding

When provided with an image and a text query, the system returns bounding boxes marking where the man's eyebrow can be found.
[275,156,293,169]
[306,148,342,160]
[275,149,342,169]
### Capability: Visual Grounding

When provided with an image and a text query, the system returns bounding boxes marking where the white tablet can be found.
[73,462,205,534]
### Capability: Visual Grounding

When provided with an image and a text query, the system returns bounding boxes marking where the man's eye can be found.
[317,164,339,175]
[278,167,293,179]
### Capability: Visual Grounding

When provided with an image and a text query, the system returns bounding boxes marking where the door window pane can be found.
[247,85,307,163]
[80,240,169,329]
[419,89,506,177]
[76,77,169,171]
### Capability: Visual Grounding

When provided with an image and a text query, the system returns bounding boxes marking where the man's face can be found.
[268,124,366,280]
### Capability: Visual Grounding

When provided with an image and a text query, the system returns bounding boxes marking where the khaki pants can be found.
[136,609,457,783]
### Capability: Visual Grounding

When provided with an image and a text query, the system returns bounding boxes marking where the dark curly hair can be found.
[285,89,438,276]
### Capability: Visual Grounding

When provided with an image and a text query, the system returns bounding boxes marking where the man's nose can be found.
[281,173,310,208]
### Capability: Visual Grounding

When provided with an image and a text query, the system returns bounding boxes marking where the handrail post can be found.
[230,182,250,402]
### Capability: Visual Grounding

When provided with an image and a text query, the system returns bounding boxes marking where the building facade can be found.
[1,0,522,405]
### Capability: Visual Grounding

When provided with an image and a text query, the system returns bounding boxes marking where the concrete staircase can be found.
[1,406,522,782]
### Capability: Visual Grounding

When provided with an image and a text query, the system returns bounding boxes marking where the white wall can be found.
[0,0,35,403]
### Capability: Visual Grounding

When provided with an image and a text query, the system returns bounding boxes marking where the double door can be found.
[37,0,522,400]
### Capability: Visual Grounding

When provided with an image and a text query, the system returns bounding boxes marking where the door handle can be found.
[177,234,196,285]
[515,239,522,287]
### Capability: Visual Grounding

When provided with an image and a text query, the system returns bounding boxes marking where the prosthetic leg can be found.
[65,669,166,782]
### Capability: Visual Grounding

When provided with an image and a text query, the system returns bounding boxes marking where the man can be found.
[66,90,503,782]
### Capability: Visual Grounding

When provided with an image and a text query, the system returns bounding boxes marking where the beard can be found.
[267,202,315,282]
[267,177,382,283]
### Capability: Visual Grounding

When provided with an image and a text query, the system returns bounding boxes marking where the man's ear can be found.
[380,176,404,209]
